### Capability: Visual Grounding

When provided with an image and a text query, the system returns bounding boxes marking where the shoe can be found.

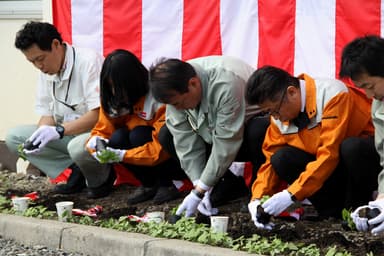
[210,170,248,207]
[87,167,116,199]
[153,185,180,204]
[127,186,157,204]
[53,164,86,194]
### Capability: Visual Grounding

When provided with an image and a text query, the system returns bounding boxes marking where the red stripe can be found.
[103,0,142,59]
[52,0,72,44]
[182,0,222,60]
[335,0,381,78]
[257,0,296,73]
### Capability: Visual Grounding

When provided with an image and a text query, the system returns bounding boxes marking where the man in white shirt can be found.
[6,21,103,194]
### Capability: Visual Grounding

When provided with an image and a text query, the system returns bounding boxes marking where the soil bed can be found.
[1,170,383,255]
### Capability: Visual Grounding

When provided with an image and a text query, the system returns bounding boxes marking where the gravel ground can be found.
[0,236,85,256]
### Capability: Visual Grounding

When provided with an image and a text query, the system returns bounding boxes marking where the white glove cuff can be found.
[197,180,211,191]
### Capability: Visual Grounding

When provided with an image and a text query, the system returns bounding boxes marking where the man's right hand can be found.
[248,199,274,230]
[176,191,202,217]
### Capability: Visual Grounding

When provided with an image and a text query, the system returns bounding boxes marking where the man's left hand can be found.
[368,198,384,235]
[27,125,60,149]
[197,189,218,216]
[263,190,294,216]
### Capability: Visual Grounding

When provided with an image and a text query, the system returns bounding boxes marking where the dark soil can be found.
[1,170,384,256]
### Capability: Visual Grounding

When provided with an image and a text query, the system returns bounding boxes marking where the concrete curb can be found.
[0,214,256,256]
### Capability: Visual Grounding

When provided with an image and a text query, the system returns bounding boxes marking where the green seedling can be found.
[96,149,120,164]
[341,208,356,231]
[17,144,27,160]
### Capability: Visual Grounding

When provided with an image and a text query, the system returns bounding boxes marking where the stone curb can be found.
[0,214,256,256]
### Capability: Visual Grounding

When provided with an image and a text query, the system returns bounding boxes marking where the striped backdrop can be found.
[52,0,384,79]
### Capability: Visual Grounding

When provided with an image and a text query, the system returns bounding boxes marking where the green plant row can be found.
[0,196,363,256]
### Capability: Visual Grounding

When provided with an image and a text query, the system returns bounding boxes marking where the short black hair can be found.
[15,21,62,51]
[100,49,148,115]
[340,35,384,80]
[246,65,299,105]
[148,58,196,103]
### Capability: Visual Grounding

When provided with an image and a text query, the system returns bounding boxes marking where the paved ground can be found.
[0,213,256,256]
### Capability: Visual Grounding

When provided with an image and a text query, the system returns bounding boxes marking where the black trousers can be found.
[271,136,381,218]
[109,126,187,187]
[158,115,270,195]
[341,136,381,210]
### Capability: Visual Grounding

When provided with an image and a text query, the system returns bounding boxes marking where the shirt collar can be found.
[299,80,306,112]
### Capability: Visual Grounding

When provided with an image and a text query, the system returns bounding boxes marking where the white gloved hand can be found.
[86,136,109,151]
[248,199,274,230]
[263,190,294,216]
[351,205,370,231]
[368,198,384,235]
[27,125,60,150]
[197,189,219,216]
[176,191,202,217]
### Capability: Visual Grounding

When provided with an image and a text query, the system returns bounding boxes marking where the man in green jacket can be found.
[149,56,269,217]
[340,35,384,235]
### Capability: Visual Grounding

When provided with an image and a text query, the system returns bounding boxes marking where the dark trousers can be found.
[158,116,270,204]
[270,145,346,218]
[271,136,381,218]
[109,126,187,187]
[341,136,381,210]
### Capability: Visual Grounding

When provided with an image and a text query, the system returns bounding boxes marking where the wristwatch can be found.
[56,125,65,139]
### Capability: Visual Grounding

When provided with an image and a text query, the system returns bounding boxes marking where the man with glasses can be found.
[245,65,374,229]
[5,21,103,194]
[149,56,269,217]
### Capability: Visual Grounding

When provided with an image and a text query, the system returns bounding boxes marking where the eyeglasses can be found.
[266,89,287,117]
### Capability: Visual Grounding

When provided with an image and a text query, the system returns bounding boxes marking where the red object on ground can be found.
[49,168,72,184]
[72,205,103,218]
[113,164,141,186]
[23,191,40,201]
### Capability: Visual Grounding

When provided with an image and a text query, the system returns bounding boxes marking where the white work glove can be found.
[263,190,294,216]
[176,191,202,217]
[92,147,126,163]
[25,125,60,154]
[248,199,274,230]
[351,205,370,232]
[197,189,219,216]
[86,135,109,151]
[368,198,384,235]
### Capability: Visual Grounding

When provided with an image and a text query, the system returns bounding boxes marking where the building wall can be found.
[0,0,52,140]
[0,0,52,171]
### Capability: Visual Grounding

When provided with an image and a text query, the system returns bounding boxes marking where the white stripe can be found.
[141,0,184,68]
[71,0,103,54]
[381,1,384,38]
[294,0,336,78]
[220,0,259,68]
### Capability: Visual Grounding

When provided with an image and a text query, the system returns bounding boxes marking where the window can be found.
[0,0,42,19]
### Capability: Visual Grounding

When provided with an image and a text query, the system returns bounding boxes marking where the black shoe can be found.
[127,186,157,204]
[87,167,116,199]
[153,185,180,204]
[210,170,248,207]
[53,164,86,194]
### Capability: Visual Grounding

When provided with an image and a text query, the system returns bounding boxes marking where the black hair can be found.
[15,21,63,51]
[340,35,384,81]
[148,58,196,103]
[100,49,148,116]
[246,65,299,105]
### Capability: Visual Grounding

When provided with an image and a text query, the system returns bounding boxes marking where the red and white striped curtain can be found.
[52,0,384,79]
